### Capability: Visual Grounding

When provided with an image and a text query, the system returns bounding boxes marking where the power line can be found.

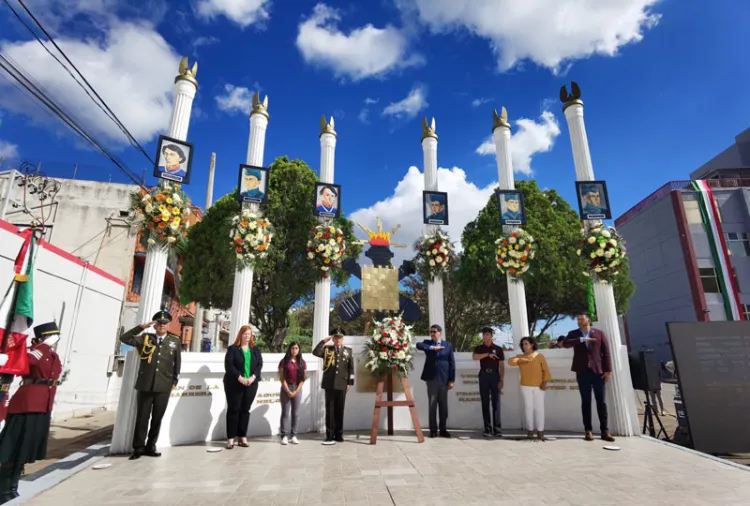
[5,0,157,167]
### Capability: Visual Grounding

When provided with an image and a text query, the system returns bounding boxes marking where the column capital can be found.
[560,81,584,113]
[319,115,337,138]
[174,57,198,90]
[421,117,438,142]
[251,92,269,119]
[492,107,511,132]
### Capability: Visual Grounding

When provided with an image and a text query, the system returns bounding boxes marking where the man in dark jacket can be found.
[563,314,615,442]
[120,310,181,460]
[313,328,353,445]
[416,324,455,438]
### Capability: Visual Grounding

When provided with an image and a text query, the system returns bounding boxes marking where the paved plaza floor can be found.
[22,431,750,506]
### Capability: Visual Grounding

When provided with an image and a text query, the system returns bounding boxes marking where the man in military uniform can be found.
[312,328,354,445]
[239,167,265,201]
[0,322,63,504]
[120,310,181,460]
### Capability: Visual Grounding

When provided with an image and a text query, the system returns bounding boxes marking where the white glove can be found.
[0,353,8,367]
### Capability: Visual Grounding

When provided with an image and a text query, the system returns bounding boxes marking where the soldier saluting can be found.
[0,322,63,504]
[120,310,181,460]
[313,328,354,445]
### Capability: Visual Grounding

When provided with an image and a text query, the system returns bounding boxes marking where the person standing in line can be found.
[416,324,455,438]
[223,325,263,449]
[0,322,63,504]
[563,314,615,442]
[312,328,353,445]
[278,342,306,445]
[120,310,181,460]
[508,337,551,441]
[471,327,505,437]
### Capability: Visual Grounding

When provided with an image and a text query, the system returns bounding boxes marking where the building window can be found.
[131,262,144,295]
[699,267,720,293]
[742,304,750,320]
[683,198,703,224]
[726,232,750,257]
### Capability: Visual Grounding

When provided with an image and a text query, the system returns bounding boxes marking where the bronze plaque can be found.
[360,265,399,311]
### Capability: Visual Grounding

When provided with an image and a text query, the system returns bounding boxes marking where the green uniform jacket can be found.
[121,326,182,393]
[313,340,354,391]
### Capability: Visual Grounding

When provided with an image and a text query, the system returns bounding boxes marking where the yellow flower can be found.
[166,198,173,204]
[158,205,167,213]
[161,214,170,222]
[172,207,180,215]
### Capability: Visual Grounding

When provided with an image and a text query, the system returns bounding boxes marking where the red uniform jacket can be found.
[8,343,62,414]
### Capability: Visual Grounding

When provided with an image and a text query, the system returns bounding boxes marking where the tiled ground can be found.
[24,432,750,506]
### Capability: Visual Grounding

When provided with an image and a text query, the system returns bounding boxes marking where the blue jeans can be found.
[576,369,608,433]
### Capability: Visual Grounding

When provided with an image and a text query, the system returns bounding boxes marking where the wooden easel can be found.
[370,371,424,444]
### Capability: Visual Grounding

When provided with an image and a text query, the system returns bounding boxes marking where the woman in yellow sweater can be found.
[508,337,551,441]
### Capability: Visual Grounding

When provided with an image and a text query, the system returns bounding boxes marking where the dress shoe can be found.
[335,435,344,443]
[429,432,437,438]
[144,448,161,457]
[439,431,451,438]
[601,432,615,442]
[128,452,142,460]
[482,429,493,438]
[493,429,503,437]
[537,431,547,442]
[584,431,594,441]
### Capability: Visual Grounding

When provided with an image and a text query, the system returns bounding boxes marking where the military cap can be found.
[503,192,519,202]
[429,193,445,205]
[331,327,345,337]
[34,321,60,340]
[244,167,262,180]
[152,310,172,324]
[581,184,600,195]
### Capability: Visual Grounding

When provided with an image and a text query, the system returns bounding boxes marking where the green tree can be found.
[180,156,362,350]
[458,180,634,336]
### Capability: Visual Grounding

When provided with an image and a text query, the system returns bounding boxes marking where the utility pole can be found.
[190,153,216,352]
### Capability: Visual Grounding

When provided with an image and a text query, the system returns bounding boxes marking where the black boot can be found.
[8,468,21,500]
[0,466,15,504]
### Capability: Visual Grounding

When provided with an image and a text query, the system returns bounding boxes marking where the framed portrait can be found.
[313,183,341,219]
[423,191,449,226]
[496,189,526,226]
[237,164,269,204]
[153,135,194,184]
[576,180,612,220]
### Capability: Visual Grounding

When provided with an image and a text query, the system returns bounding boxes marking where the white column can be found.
[111,60,198,455]
[229,105,269,342]
[312,121,337,343]
[421,125,445,333]
[492,112,529,350]
[562,95,639,437]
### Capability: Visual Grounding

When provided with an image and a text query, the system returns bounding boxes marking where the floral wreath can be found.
[229,209,274,268]
[362,314,414,377]
[577,224,626,283]
[495,228,536,280]
[307,225,346,278]
[130,183,191,246]
[415,230,454,280]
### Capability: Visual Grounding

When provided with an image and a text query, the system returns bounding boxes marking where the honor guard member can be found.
[0,322,63,504]
[312,328,354,445]
[120,310,182,460]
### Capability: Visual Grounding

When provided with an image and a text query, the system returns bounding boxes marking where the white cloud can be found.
[358,109,370,124]
[215,84,253,115]
[403,0,661,72]
[195,0,271,28]
[0,141,19,160]
[476,111,560,175]
[296,3,423,81]
[471,97,492,108]
[350,166,496,267]
[364,97,379,105]
[0,22,182,145]
[382,85,428,120]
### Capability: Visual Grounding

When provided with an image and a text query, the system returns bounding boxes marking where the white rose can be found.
[601,230,611,238]
[590,252,597,259]
[321,266,329,271]
[144,203,153,213]
[147,238,156,245]
[236,254,242,260]
[429,260,436,266]
[396,351,406,359]
[576,249,581,255]
[509,237,517,244]
[596,249,605,257]
[379,352,388,360]
[587,236,596,244]
[519,239,525,246]
[435,256,443,263]
[167,237,176,243]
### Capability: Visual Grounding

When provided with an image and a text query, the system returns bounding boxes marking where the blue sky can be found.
[1,0,749,336]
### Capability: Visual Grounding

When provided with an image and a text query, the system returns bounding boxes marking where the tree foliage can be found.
[457,180,635,336]
[180,156,362,350]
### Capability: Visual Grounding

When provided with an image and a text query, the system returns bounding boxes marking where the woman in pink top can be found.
[278,342,306,445]
[508,337,551,441]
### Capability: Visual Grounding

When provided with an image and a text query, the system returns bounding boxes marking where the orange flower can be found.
[240,220,248,227]
[235,238,242,244]
[155,194,165,201]
[257,244,267,251]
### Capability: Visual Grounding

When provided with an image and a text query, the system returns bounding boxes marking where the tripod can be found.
[641,391,669,441]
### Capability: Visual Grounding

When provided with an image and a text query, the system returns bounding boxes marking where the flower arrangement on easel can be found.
[362,314,414,377]
[130,183,191,246]
[495,228,536,280]
[307,225,346,278]
[577,223,626,283]
[229,209,274,268]
[414,230,454,280]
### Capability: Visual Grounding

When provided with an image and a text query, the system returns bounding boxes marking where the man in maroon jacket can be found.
[563,314,615,442]
[0,322,63,504]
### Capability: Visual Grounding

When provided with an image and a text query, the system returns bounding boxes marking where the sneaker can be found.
[280,436,288,445]
[494,429,503,437]
[482,429,493,438]
[322,439,336,446]
[290,436,299,445]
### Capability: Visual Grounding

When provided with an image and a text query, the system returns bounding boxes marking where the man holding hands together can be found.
[472,327,505,437]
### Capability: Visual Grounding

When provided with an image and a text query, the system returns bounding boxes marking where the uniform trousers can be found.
[133,391,170,452]
[324,388,346,439]
[225,381,259,439]
[520,385,545,431]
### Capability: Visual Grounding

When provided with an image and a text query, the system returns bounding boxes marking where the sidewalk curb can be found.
[641,435,750,472]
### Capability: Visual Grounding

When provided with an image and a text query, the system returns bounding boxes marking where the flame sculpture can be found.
[355,217,405,248]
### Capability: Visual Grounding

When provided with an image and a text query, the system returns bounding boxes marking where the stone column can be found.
[112,58,198,455]
[492,109,530,350]
[229,94,269,342]
[561,83,639,437]
[421,118,445,333]
[312,116,337,343]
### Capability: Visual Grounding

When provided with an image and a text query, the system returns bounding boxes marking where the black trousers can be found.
[426,379,448,434]
[133,391,170,452]
[478,370,501,431]
[225,381,259,439]
[576,369,608,433]
[324,388,346,439]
